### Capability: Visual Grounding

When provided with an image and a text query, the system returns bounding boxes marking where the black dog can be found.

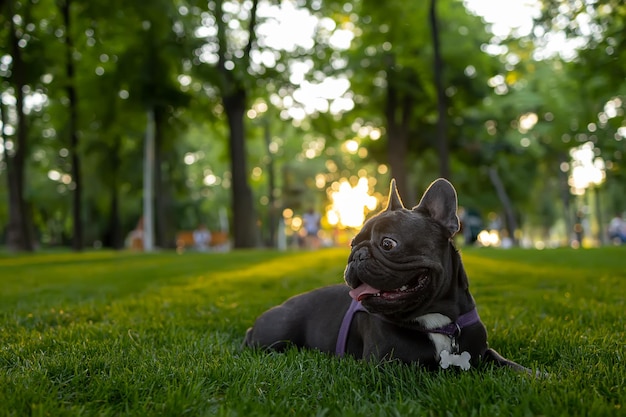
[245,179,529,372]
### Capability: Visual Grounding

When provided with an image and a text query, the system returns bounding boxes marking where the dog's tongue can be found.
[349,283,381,301]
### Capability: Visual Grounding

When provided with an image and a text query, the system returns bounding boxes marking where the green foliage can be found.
[2,0,626,250]
[528,0,626,209]
[332,0,510,205]
[0,247,624,416]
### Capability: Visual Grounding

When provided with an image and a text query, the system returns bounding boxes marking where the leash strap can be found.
[335,299,365,356]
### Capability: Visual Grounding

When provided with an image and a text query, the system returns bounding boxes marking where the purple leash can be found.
[335,299,366,356]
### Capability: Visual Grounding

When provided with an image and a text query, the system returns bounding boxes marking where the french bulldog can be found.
[244,178,529,372]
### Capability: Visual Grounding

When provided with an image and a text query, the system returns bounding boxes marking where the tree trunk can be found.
[263,119,277,247]
[105,135,123,249]
[153,106,175,249]
[154,106,165,248]
[384,53,412,205]
[488,166,518,245]
[224,90,258,248]
[4,6,34,252]
[386,115,410,206]
[61,0,83,251]
[107,180,123,249]
[429,0,451,180]
[143,108,155,251]
[558,153,573,245]
[214,0,260,248]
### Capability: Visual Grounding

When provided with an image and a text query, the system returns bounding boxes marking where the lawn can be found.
[0,246,624,416]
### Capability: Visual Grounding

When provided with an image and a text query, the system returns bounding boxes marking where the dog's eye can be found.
[380,237,397,251]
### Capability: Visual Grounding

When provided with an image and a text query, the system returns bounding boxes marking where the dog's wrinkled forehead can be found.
[353,207,447,250]
[355,208,409,237]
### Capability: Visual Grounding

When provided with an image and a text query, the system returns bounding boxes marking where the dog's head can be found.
[344,178,466,321]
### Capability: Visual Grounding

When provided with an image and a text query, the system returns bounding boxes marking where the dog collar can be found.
[335,299,480,356]
[427,308,481,336]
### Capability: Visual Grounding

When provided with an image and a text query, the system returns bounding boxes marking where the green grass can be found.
[0,247,624,416]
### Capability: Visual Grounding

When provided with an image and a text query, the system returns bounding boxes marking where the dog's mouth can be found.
[349,274,429,302]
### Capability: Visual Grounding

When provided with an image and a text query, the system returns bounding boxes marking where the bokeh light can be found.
[326,177,378,229]
[568,141,605,195]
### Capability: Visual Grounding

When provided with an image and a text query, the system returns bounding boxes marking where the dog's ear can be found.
[414,178,460,237]
[384,179,405,211]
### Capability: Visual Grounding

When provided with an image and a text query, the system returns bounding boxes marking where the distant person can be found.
[573,210,585,247]
[459,207,482,245]
[128,216,144,250]
[302,208,321,249]
[193,224,212,251]
[500,229,513,249]
[608,213,626,244]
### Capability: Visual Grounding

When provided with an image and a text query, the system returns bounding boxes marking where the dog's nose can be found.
[356,247,369,261]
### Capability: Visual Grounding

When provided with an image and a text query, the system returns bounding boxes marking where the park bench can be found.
[175,230,230,252]
[128,230,230,251]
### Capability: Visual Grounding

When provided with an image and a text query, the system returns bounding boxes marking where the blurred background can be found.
[1,0,625,252]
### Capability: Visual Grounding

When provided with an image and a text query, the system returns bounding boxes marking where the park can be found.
[1,0,625,415]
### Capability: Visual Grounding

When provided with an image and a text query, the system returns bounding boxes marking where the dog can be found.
[244,178,529,372]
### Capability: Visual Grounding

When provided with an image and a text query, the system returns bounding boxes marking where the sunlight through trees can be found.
[0,0,624,251]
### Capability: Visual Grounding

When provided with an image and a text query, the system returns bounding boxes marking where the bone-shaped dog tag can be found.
[439,350,471,371]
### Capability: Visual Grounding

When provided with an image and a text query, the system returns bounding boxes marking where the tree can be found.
[1,0,42,251]
[67,0,192,250]
[189,0,351,248]
[338,0,501,204]
[214,0,260,248]
[429,0,450,180]
[525,0,626,241]
[59,0,84,251]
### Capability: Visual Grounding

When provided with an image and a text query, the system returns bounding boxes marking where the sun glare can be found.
[326,177,378,229]
[568,141,605,195]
